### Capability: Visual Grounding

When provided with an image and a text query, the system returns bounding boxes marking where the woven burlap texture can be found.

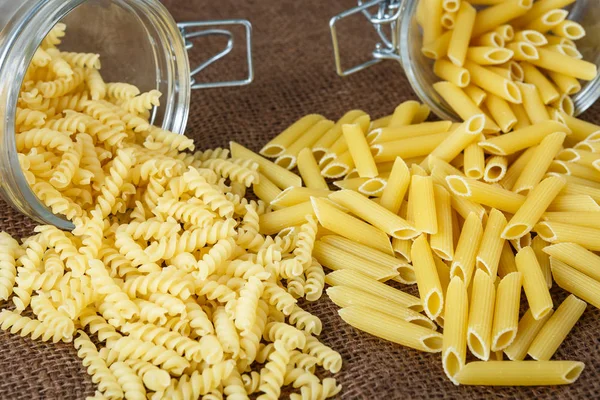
[1,0,599,399]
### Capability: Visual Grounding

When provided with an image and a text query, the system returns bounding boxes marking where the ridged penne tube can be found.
[342,123,378,179]
[500,147,536,190]
[446,175,525,214]
[442,277,468,385]
[312,110,366,161]
[464,85,487,106]
[524,9,568,33]
[253,173,282,204]
[431,185,454,261]
[433,82,500,133]
[547,70,581,96]
[551,20,585,40]
[504,308,553,361]
[550,258,600,309]
[503,175,566,239]
[550,161,600,184]
[466,47,513,65]
[431,174,487,221]
[509,103,531,131]
[561,181,600,202]
[371,131,451,162]
[519,82,551,124]
[485,95,517,134]
[521,63,560,105]
[464,61,522,104]
[358,176,388,197]
[471,0,533,37]
[313,241,397,281]
[338,306,443,352]
[543,242,600,282]
[325,269,422,311]
[433,60,470,87]
[410,176,438,235]
[456,360,584,386]
[230,142,302,189]
[411,235,444,320]
[392,238,412,263]
[260,114,324,158]
[368,121,452,144]
[320,235,415,283]
[498,242,518,278]
[422,30,452,60]
[478,120,569,156]
[476,208,507,277]
[296,148,328,190]
[547,196,600,213]
[451,212,483,286]
[528,294,586,360]
[463,142,485,179]
[491,272,522,352]
[389,101,421,128]
[311,197,394,255]
[531,235,552,288]
[514,30,548,46]
[379,157,410,214]
[259,201,314,235]
[328,190,418,240]
[270,187,330,209]
[530,47,597,81]
[536,220,600,251]
[320,115,370,168]
[447,1,476,66]
[326,287,435,330]
[467,270,496,361]
[556,112,599,142]
[275,120,334,169]
[515,247,553,320]
[473,31,504,48]
[428,114,485,163]
[483,156,508,183]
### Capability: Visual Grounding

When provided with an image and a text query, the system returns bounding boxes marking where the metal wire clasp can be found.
[178,19,253,89]
[330,0,403,76]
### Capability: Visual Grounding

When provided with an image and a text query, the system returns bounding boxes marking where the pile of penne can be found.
[249,94,600,386]
[418,0,596,132]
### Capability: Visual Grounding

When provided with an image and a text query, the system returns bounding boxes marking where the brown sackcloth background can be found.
[1,0,600,399]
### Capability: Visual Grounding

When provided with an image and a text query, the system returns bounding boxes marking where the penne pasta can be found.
[463,85,488,106]
[446,175,525,214]
[448,2,477,66]
[260,114,324,157]
[338,306,443,352]
[442,277,468,385]
[547,71,581,96]
[485,95,517,134]
[498,242,518,277]
[537,220,600,251]
[466,47,513,65]
[547,195,600,213]
[313,110,366,161]
[514,30,548,46]
[550,258,600,310]
[525,9,568,33]
[483,155,508,183]
[422,30,452,60]
[320,114,370,168]
[343,123,378,178]
[431,184,454,261]
[531,235,552,288]
[491,272,522,352]
[410,176,438,234]
[359,176,389,197]
[530,47,597,81]
[509,102,531,130]
[325,269,422,311]
[311,197,394,255]
[369,114,392,131]
[464,61,522,104]
[456,360,584,386]
[551,20,585,41]
[476,208,507,277]
[521,62,560,105]
[464,142,485,179]
[550,160,600,184]
[504,309,554,361]
[544,242,600,282]
[296,148,328,190]
[422,0,444,46]
[472,31,504,48]
[513,0,576,28]
[441,11,456,30]
[478,120,569,156]
[519,82,550,123]
[442,0,460,12]
[368,121,452,144]
[371,131,451,162]
[259,201,314,235]
[253,172,282,204]
[451,212,483,285]
[379,157,410,214]
[389,101,421,128]
[433,59,470,88]
[428,114,485,163]
[499,146,536,190]
[561,181,600,202]
[270,187,330,208]
[412,235,444,320]
[528,294,586,360]
[467,269,496,361]
[471,0,533,37]
[275,119,334,169]
[494,23,515,41]
[515,247,553,320]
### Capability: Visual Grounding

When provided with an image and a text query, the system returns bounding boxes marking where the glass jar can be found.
[329,0,599,120]
[0,0,253,230]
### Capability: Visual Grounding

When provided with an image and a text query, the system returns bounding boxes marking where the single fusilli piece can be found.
[61,51,101,69]
[0,309,62,343]
[303,334,343,373]
[159,360,235,399]
[95,148,136,218]
[287,274,306,299]
[262,282,296,315]
[36,67,84,98]
[41,23,66,49]
[16,128,73,152]
[147,293,187,318]
[49,135,82,189]
[304,258,325,302]
[132,299,168,326]
[257,340,291,400]
[195,237,237,280]
[234,276,265,334]
[123,267,194,301]
[46,48,74,77]
[121,322,203,362]
[223,369,249,400]
[184,299,215,337]
[263,322,306,350]
[155,197,216,227]
[213,306,240,357]
[146,126,195,152]
[106,82,140,102]
[78,308,122,345]
[121,90,161,114]
[289,378,342,400]
[0,232,21,300]
[239,300,268,366]
[125,359,171,393]
[288,305,322,335]
[109,361,146,400]
[119,219,181,241]
[16,107,47,130]
[86,259,139,320]
[182,168,235,218]
[30,293,75,341]
[85,68,107,100]
[202,158,259,187]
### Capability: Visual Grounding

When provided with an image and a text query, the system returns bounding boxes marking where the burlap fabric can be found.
[1,0,599,398]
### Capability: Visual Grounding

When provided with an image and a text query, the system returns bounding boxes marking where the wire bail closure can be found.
[330,0,403,77]
[178,19,254,89]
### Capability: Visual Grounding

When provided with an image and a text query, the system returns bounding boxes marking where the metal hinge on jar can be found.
[178,19,253,89]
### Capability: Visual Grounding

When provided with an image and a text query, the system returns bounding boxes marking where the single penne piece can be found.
[498,242,518,277]
[503,175,566,239]
[428,114,485,163]
[414,103,431,123]
[513,0,576,27]
[442,0,459,12]
[422,30,452,60]
[446,175,525,214]
[547,195,600,213]
[563,149,600,167]
[410,176,438,235]
[296,148,328,190]
[320,149,355,179]
[509,102,531,130]
[379,157,410,214]
[547,70,581,96]
[431,175,487,222]
[486,66,512,79]
[275,119,334,169]
[478,120,569,156]
[467,269,496,361]
[521,62,560,105]
[392,237,412,263]
[371,131,451,162]
[484,95,517,133]
[551,93,575,117]
[556,111,600,142]
[515,247,553,320]
[500,147,536,190]
[561,181,600,201]
[472,31,504,48]
[368,121,452,144]
[463,142,485,179]
[504,308,554,361]
[551,20,585,40]
[260,114,324,157]
[313,241,397,281]
[259,201,314,235]
[471,0,533,38]
[343,123,378,178]
[333,177,369,192]
[551,258,600,310]
[326,286,435,330]
[544,242,600,281]
[431,184,454,261]
[476,208,507,277]
[311,197,394,255]
[524,9,568,33]
[320,115,370,168]
[536,221,600,251]
[270,187,330,208]
[510,232,533,252]
[494,23,515,40]
[463,85,487,106]
[411,235,444,320]
[530,47,597,81]
[531,235,552,288]
[433,59,470,87]
[313,110,367,161]
[389,101,421,128]
[483,156,508,183]
[550,161,600,184]
[464,60,522,104]
[544,34,576,47]
[447,2,476,66]
[422,0,444,46]
[466,47,513,65]
[505,60,525,82]
[433,82,500,133]
[490,272,522,352]
[359,176,389,197]
[519,82,550,123]
[230,141,302,189]
[543,43,582,59]
[514,30,548,47]
[253,172,282,204]
[325,269,422,311]
[328,190,417,239]
[456,360,584,386]
[528,294,586,360]
[442,277,468,385]
[369,114,392,131]
[451,212,483,285]
[338,306,443,352]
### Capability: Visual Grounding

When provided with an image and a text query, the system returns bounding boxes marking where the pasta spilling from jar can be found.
[5,23,343,400]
